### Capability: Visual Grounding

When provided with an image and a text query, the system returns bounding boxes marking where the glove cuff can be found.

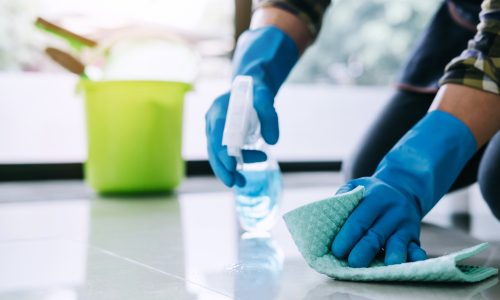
[232,26,299,96]
[374,110,477,215]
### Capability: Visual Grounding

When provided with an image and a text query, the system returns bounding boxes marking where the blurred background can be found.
[0,0,440,178]
[2,1,500,299]
[1,0,437,80]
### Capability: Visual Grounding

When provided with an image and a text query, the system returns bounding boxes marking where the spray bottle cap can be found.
[222,75,260,164]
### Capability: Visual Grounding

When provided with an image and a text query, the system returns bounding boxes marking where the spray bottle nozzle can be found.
[222,76,260,164]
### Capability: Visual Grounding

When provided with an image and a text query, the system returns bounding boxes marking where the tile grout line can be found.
[86,244,233,299]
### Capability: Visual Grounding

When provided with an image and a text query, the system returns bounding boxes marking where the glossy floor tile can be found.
[0,173,499,299]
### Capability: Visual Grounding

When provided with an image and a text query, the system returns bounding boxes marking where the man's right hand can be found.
[205,25,299,187]
[205,85,279,187]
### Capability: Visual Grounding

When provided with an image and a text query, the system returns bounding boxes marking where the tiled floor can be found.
[0,173,499,299]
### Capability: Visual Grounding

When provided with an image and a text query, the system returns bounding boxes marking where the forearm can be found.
[251,7,313,53]
[432,84,500,147]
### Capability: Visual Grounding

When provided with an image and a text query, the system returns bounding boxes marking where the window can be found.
[0,0,443,165]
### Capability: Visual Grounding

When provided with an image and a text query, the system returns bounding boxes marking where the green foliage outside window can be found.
[289,0,440,85]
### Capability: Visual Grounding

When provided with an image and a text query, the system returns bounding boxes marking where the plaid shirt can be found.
[440,0,500,94]
[256,0,500,95]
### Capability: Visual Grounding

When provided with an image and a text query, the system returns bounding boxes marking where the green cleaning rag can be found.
[283,186,498,282]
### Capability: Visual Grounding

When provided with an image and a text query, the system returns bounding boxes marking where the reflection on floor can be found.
[0,173,499,299]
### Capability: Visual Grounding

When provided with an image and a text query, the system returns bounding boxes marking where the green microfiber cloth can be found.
[283,186,498,282]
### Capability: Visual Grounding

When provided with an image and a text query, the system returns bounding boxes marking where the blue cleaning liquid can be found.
[235,168,282,232]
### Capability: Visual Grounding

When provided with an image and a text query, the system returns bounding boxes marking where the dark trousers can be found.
[343,89,500,219]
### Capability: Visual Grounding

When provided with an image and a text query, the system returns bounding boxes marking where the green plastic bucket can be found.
[79,80,191,194]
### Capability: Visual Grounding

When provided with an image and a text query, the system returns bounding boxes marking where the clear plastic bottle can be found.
[235,140,282,232]
[222,76,283,232]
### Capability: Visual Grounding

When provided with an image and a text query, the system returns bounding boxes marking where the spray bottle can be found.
[222,76,283,232]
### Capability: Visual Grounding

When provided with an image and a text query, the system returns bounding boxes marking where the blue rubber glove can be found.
[205,26,299,187]
[332,110,477,267]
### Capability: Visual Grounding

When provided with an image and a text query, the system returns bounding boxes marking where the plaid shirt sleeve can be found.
[254,0,332,38]
[440,0,500,94]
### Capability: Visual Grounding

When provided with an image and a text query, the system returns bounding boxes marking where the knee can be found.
[478,170,500,221]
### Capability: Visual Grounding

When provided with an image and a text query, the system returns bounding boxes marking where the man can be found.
[205,0,500,268]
